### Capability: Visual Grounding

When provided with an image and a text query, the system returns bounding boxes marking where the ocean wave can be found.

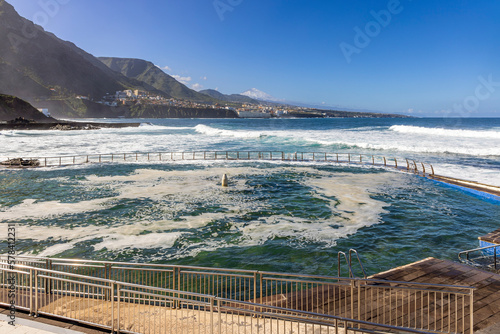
[139,123,193,130]
[390,125,500,139]
[194,124,266,138]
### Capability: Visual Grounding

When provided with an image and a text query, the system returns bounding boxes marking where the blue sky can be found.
[8,0,500,117]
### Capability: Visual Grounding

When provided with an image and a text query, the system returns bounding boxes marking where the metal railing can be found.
[337,250,368,279]
[0,255,474,333]
[458,244,500,272]
[1,151,435,176]
[0,264,440,334]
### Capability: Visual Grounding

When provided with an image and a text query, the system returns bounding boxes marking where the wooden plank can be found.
[479,227,500,244]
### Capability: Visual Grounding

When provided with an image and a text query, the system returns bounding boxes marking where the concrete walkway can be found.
[0,314,84,334]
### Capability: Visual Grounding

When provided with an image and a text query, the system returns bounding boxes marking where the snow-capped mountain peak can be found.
[241,88,284,102]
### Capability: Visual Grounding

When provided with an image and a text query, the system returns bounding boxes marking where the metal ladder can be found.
[337,249,367,279]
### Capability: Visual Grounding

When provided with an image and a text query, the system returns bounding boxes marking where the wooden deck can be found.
[369,257,500,332]
[478,228,500,244]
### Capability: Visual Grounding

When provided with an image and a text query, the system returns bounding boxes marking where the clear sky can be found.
[7,0,500,117]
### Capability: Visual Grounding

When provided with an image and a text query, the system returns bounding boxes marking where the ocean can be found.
[0,117,499,276]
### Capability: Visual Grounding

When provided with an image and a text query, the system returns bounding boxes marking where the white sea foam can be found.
[0,198,110,221]
[3,166,400,257]
[390,125,500,139]
[194,124,265,138]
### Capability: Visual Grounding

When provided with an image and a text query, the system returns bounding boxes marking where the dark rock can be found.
[1,158,40,167]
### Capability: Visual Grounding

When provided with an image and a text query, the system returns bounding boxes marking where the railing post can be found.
[104,263,112,301]
[394,158,397,168]
[210,297,215,334]
[159,153,161,161]
[112,154,114,162]
[29,269,34,315]
[413,160,418,174]
[45,259,52,294]
[86,156,89,163]
[282,152,284,161]
[348,154,351,163]
[421,162,426,176]
[431,164,435,176]
[124,154,126,161]
[495,247,498,271]
[360,155,362,163]
[45,158,47,167]
[112,282,116,332]
[59,157,62,166]
[34,269,39,317]
[406,159,410,171]
[99,155,101,163]
[383,157,386,166]
[336,153,339,162]
[136,153,138,161]
[177,266,182,309]
[470,289,474,334]
[372,156,375,165]
[148,153,150,161]
[253,272,258,310]
[350,280,355,319]
[73,156,75,164]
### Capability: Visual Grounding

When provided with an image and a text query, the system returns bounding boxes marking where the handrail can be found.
[0,254,474,291]
[459,244,500,271]
[1,150,435,176]
[349,249,367,279]
[217,298,433,334]
[337,251,354,278]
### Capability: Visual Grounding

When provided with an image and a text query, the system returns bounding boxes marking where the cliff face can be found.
[0,94,55,122]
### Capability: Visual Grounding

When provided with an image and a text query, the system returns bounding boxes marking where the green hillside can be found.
[0,94,55,121]
[98,57,217,103]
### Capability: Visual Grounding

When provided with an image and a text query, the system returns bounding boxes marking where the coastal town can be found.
[76,89,312,118]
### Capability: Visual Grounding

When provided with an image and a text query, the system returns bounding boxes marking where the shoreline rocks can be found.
[0,121,140,131]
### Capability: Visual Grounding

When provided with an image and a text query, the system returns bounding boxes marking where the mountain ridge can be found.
[98,57,216,103]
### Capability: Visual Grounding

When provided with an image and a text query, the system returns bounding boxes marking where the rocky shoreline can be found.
[0,121,141,130]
